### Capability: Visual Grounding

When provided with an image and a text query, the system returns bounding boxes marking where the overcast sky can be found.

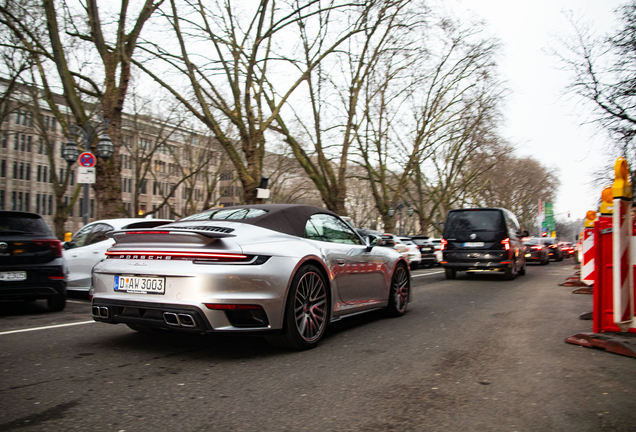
[444,0,623,221]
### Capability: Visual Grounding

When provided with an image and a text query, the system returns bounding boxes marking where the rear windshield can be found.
[444,210,503,235]
[182,208,268,221]
[0,212,53,236]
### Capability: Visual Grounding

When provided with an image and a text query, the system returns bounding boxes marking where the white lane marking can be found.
[0,320,95,336]
[412,271,445,278]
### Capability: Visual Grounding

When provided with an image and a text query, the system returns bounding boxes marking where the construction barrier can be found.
[566,159,636,358]
[580,226,595,286]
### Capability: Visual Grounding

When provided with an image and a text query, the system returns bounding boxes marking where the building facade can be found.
[0,88,242,236]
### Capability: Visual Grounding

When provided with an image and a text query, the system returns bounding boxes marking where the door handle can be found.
[336,259,345,266]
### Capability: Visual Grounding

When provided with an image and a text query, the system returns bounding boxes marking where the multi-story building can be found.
[0,82,242,236]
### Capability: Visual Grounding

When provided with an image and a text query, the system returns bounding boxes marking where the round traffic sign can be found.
[78,152,96,168]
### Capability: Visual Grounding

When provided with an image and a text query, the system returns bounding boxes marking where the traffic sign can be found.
[78,152,96,168]
[78,167,96,183]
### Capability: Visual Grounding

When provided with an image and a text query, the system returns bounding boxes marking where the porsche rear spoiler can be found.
[109,225,236,245]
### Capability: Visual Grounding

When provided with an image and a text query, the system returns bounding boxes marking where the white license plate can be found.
[0,271,27,281]
[463,242,484,247]
[114,275,165,294]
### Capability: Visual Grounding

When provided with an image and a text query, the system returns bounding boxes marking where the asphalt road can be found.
[0,260,634,432]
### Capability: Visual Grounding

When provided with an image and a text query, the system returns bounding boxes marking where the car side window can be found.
[85,223,113,246]
[305,214,362,245]
[70,225,93,248]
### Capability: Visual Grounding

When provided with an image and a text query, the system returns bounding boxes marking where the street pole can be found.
[62,119,113,226]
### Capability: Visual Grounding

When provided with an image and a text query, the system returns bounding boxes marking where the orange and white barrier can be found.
[581,211,596,286]
[612,159,634,331]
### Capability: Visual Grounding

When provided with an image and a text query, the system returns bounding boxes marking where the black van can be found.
[441,208,526,280]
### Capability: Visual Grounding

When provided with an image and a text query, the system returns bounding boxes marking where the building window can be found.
[51,117,56,131]
[36,193,40,214]
[14,111,20,124]
[24,193,29,212]
[0,190,4,210]
[43,166,48,183]
[20,134,25,151]
[19,162,24,180]
[48,195,53,215]
[26,136,31,152]
[140,180,147,194]
[18,192,23,211]
[13,134,18,150]
[0,160,5,177]
[1,133,6,148]
[41,194,46,215]
[70,170,74,186]
[37,165,41,182]
[26,164,30,181]
[11,191,16,210]
[12,161,17,179]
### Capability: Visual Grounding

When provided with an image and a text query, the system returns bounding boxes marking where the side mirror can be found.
[63,242,74,250]
[364,235,383,251]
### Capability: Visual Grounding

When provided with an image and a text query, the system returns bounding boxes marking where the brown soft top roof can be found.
[182,204,339,238]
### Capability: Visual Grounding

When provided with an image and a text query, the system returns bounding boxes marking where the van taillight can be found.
[501,238,510,251]
[441,239,447,250]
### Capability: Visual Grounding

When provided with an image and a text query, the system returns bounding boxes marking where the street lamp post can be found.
[62,120,114,226]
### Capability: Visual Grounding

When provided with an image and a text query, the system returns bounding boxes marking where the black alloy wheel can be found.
[387,263,409,317]
[266,264,329,350]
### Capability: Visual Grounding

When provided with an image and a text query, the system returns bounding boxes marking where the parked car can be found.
[429,238,443,264]
[522,237,549,265]
[0,211,67,311]
[441,207,526,280]
[409,236,437,267]
[541,237,563,261]
[398,237,422,269]
[63,218,173,291]
[380,233,409,261]
[90,205,411,350]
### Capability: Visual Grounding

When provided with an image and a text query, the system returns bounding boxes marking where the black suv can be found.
[441,208,526,280]
[0,211,67,311]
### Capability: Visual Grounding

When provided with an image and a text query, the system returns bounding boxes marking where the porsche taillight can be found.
[441,239,447,250]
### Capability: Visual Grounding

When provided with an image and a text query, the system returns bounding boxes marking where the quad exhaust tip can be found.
[163,312,196,328]
[92,306,109,319]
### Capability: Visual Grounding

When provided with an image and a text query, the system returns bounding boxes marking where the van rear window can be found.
[444,210,503,234]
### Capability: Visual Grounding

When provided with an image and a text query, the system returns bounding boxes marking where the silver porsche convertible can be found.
[90,205,411,350]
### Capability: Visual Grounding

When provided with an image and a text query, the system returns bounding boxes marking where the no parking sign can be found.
[78,152,96,168]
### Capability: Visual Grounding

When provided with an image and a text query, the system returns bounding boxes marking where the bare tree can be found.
[270,0,418,215]
[1,0,164,221]
[558,2,636,187]
[469,154,559,232]
[133,0,367,205]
